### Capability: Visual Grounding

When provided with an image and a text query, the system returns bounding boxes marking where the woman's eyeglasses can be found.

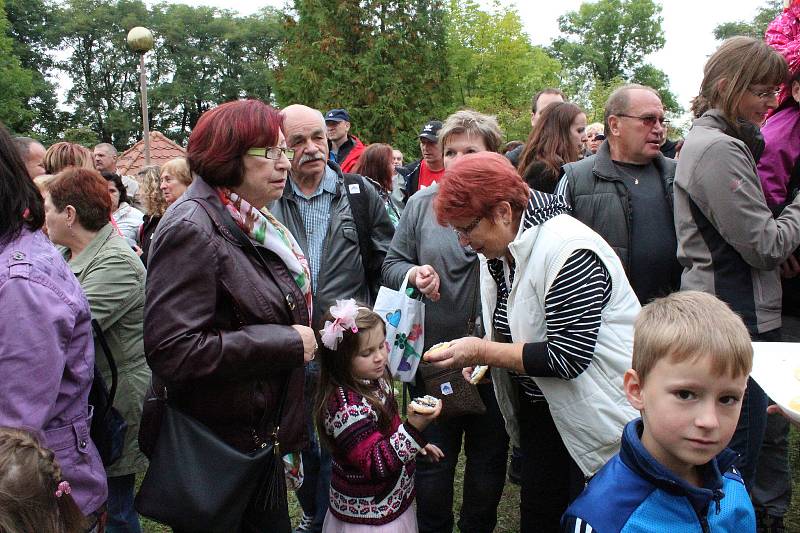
[451,216,482,240]
[246,146,295,161]
[748,87,781,100]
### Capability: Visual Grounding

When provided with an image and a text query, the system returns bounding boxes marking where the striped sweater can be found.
[323,378,427,525]
[489,191,611,401]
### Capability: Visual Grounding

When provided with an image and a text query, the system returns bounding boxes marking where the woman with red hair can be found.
[354,143,401,225]
[142,99,316,532]
[426,151,640,532]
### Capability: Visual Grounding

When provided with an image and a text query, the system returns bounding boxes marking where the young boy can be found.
[562,291,756,532]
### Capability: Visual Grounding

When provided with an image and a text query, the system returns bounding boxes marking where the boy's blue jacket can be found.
[562,419,755,532]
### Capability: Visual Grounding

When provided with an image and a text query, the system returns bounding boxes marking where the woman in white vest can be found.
[426,151,640,533]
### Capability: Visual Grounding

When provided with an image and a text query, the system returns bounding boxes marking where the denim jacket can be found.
[0,227,107,515]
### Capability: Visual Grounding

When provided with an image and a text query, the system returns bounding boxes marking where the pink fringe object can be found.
[55,480,71,498]
[320,299,360,350]
[766,0,800,106]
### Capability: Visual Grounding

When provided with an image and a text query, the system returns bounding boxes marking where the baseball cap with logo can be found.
[325,109,350,122]
[419,120,443,143]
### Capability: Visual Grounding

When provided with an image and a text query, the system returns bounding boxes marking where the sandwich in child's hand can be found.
[409,395,441,414]
[469,365,488,385]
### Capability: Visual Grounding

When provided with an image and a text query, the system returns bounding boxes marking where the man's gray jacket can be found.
[270,161,394,327]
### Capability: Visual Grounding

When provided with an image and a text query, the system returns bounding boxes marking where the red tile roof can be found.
[117,131,186,175]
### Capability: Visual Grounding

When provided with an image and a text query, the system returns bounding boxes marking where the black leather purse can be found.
[417,261,486,418]
[134,388,288,532]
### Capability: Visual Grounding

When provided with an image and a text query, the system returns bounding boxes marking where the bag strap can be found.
[466,260,480,336]
[90,319,119,410]
[342,173,375,294]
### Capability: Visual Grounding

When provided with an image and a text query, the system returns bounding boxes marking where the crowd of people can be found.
[1,8,800,533]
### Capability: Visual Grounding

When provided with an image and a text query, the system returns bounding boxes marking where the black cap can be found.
[325,108,350,122]
[419,120,443,142]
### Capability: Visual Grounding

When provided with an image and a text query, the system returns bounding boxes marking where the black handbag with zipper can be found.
[417,260,486,418]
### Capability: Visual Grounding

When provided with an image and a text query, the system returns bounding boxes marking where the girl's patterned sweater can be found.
[323,378,427,525]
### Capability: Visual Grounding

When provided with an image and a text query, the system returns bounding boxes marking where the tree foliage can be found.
[713,0,782,41]
[275,0,451,157]
[4,0,64,139]
[445,0,561,142]
[551,0,680,115]
[147,4,284,145]
[0,2,36,134]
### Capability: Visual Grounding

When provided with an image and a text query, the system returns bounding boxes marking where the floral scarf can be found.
[217,188,312,323]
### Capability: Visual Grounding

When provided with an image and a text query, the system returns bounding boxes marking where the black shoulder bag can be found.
[343,173,379,301]
[135,206,293,532]
[88,319,128,467]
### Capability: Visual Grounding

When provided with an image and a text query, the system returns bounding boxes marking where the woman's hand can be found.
[423,337,485,369]
[780,255,800,279]
[291,324,318,363]
[406,399,442,432]
[410,265,441,302]
[418,443,445,462]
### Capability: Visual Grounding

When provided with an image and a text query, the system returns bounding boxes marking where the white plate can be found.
[751,342,800,424]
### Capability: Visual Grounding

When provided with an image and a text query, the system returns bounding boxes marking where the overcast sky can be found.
[144,0,764,112]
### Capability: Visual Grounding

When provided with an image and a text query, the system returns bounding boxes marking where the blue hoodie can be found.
[562,419,755,533]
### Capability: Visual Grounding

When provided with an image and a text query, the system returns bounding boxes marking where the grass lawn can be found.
[139,427,800,532]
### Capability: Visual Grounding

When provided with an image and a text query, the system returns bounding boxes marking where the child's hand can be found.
[406,399,442,431]
[418,443,444,462]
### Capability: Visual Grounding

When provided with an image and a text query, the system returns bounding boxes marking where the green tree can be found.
[714,0,782,40]
[4,0,64,140]
[445,0,561,142]
[275,0,451,157]
[147,4,285,145]
[57,0,148,148]
[0,2,36,134]
[551,0,680,115]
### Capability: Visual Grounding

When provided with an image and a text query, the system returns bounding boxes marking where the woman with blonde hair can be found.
[382,109,509,533]
[675,35,797,489]
[43,142,94,175]
[159,157,193,205]
[136,164,165,266]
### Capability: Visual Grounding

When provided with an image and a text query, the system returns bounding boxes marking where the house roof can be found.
[117,131,185,175]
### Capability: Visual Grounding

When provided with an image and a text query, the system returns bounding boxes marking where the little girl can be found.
[315,299,443,532]
[0,427,86,533]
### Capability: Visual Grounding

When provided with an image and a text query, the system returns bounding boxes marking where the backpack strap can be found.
[342,173,377,298]
[91,319,118,410]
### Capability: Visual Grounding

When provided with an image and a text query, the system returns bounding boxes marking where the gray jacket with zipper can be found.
[674,110,800,334]
[269,161,394,328]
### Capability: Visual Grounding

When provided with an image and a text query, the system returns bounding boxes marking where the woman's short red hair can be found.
[434,152,528,226]
[187,99,283,187]
[49,167,112,231]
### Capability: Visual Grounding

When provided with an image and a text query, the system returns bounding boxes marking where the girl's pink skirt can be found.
[321,504,418,533]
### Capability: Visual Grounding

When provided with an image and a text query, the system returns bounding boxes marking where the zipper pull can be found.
[713,489,724,515]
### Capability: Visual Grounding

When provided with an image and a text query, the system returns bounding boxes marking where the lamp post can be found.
[127,26,154,166]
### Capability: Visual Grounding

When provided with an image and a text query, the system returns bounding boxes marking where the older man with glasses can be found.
[556,84,681,305]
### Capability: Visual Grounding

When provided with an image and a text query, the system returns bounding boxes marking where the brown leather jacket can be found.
[143,177,308,453]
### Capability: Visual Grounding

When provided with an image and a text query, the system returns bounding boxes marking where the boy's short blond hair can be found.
[633,291,752,384]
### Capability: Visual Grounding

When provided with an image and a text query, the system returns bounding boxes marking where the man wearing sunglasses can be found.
[557,84,681,305]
